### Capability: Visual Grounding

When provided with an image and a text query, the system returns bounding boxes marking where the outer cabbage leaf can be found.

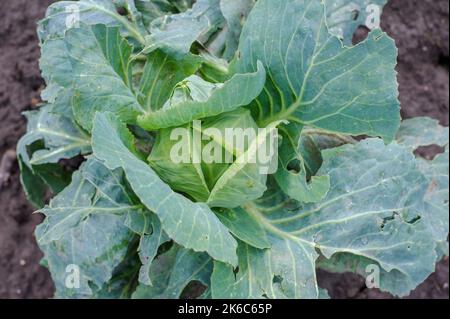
[234,0,400,141]
[169,0,197,12]
[418,150,449,246]
[134,0,197,29]
[40,22,263,133]
[36,157,140,297]
[133,245,213,299]
[38,0,146,44]
[212,139,436,299]
[212,241,283,299]
[216,207,271,250]
[93,244,141,299]
[198,52,232,84]
[18,90,89,208]
[92,112,238,266]
[396,117,449,150]
[274,124,356,205]
[138,50,202,112]
[142,0,225,58]
[41,24,145,131]
[219,0,255,60]
[125,210,170,285]
[396,118,449,246]
[275,123,330,203]
[298,127,355,175]
[137,62,266,130]
[17,104,91,168]
[318,119,449,296]
[134,0,177,31]
[436,241,449,260]
[18,159,72,208]
[325,0,388,46]
[316,252,425,297]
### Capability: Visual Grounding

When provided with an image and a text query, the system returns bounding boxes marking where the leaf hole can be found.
[415,145,446,160]
[352,26,370,45]
[351,10,360,21]
[116,6,128,16]
[233,266,240,280]
[180,281,207,299]
[287,159,301,174]
[406,215,421,225]
[380,212,399,230]
[157,241,174,255]
[273,275,283,284]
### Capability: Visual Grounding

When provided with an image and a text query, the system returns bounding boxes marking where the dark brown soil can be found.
[0,0,448,299]
[0,0,56,299]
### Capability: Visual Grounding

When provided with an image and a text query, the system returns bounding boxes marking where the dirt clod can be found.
[0,150,16,188]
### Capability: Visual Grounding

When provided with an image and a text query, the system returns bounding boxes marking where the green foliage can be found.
[18,0,449,299]
[325,0,388,45]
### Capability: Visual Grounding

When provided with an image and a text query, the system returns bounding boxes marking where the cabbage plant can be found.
[17,0,449,299]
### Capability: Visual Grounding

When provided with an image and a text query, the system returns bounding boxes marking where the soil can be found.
[0,0,448,299]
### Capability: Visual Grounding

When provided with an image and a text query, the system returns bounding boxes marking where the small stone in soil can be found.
[0,150,17,188]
